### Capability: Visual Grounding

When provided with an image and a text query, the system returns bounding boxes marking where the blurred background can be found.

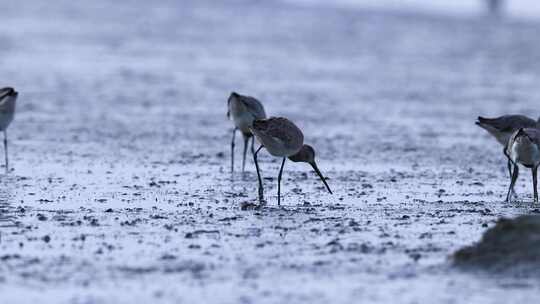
[289,0,540,18]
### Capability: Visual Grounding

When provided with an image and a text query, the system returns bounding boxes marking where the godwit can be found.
[0,87,17,173]
[476,115,539,193]
[505,128,540,203]
[250,117,332,205]
[227,92,266,173]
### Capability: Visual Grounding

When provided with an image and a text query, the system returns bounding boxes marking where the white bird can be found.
[227,92,266,173]
[250,117,332,205]
[505,128,540,203]
[0,87,17,173]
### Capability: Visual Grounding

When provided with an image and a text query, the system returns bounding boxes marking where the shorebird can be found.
[505,128,540,203]
[250,117,332,205]
[476,115,540,193]
[227,92,266,173]
[0,87,17,173]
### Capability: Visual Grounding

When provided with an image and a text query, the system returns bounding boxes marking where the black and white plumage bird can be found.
[0,87,17,173]
[476,115,540,194]
[505,128,540,203]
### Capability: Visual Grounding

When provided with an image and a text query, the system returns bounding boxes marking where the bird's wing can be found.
[477,115,536,132]
[524,128,540,148]
[240,96,266,120]
[266,117,303,148]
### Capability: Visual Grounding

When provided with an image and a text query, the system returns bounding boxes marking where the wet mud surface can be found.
[1,0,540,303]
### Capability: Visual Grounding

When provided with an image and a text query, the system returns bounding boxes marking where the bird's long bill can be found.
[310,162,333,194]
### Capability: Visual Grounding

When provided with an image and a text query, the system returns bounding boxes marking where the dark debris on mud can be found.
[454,215,540,276]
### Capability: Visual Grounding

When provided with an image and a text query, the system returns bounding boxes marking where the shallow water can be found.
[1,1,540,303]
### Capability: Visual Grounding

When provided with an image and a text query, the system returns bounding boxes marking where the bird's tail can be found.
[476,116,492,126]
[475,116,502,130]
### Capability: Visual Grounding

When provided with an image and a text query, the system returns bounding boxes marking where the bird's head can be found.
[288,144,315,164]
[288,144,332,194]
[0,87,17,101]
[228,92,241,105]
[0,87,18,111]
[227,92,241,118]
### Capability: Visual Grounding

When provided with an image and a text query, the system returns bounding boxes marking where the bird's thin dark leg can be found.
[277,157,286,206]
[3,130,8,174]
[510,159,520,194]
[504,148,516,195]
[506,164,519,202]
[513,164,519,198]
[533,166,538,203]
[253,145,264,202]
[507,159,519,195]
[250,136,255,155]
[241,135,249,173]
[507,159,513,182]
[230,128,237,173]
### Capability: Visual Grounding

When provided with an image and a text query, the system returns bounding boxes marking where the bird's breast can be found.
[511,140,540,167]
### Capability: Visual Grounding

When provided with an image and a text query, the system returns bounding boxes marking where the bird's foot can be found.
[256,198,267,207]
[240,200,265,211]
[506,191,518,203]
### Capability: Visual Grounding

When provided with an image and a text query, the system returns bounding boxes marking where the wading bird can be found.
[476,115,540,194]
[505,128,540,203]
[227,92,266,173]
[250,117,332,205]
[0,87,17,173]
